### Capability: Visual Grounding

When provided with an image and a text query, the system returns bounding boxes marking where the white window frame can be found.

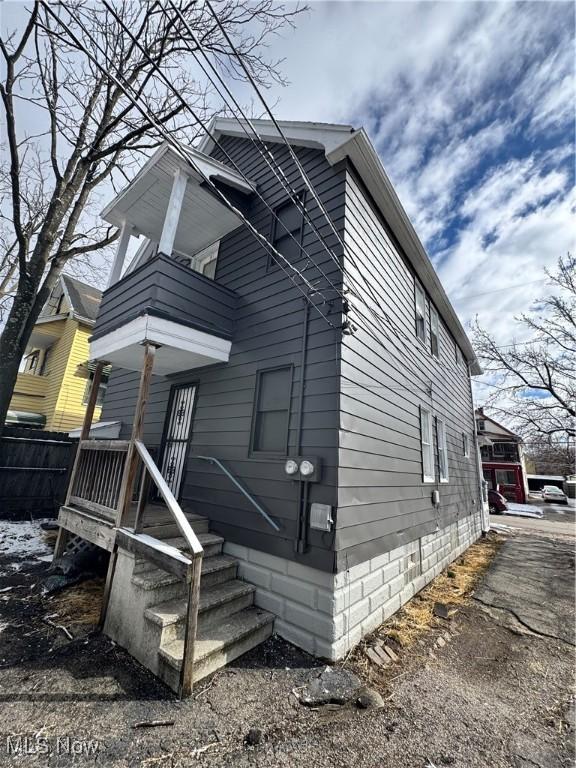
[430,305,440,359]
[463,432,470,458]
[415,282,426,343]
[420,407,435,483]
[191,241,219,279]
[437,418,449,483]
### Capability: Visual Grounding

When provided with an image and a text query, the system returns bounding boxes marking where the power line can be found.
[40,1,338,334]
[453,279,544,302]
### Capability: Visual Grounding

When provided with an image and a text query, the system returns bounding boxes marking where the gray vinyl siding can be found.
[101,136,346,572]
[336,163,480,569]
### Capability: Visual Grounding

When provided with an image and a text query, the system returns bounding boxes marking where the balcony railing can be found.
[67,439,129,520]
[91,252,237,343]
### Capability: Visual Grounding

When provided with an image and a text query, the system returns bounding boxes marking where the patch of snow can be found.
[0,519,53,557]
[503,503,544,519]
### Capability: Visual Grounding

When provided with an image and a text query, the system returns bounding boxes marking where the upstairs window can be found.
[437,418,449,482]
[26,351,40,374]
[83,371,109,408]
[415,282,426,343]
[420,407,435,482]
[477,419,486,431]
[268,196,304,270]
[251,366,293,454]
[430,305,440,358]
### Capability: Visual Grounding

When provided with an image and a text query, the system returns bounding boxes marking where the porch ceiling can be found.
[101,143,254,258]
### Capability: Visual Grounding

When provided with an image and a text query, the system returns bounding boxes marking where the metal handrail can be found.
[135,440,203,556]
[193,455,280,532]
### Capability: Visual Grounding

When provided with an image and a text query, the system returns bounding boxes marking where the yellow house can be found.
[8,275,107,432]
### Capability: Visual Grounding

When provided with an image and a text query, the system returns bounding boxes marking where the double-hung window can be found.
[251,366,293,454]
[437,418,449,482]
[430,305,440,358]
[415,282,426,343]
[268,196,304,270]
[420,407,435,482]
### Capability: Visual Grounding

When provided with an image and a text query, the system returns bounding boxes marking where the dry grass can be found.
[49,578,104,629]
[347,532,503,684]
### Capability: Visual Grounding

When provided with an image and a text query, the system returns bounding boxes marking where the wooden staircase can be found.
[104,510,274,693]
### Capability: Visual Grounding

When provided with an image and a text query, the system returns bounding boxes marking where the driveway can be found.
[491,498,575,539]
[0,524,574,767]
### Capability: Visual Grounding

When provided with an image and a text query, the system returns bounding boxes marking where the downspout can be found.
[295,298,310,553]
[468,364,490,533]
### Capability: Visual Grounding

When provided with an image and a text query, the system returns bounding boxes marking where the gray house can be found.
[54,118,486,695]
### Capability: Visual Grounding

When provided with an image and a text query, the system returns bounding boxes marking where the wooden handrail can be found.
[80,439,130,451]
[134,440,203,557]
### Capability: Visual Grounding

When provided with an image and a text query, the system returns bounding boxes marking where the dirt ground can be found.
[0,525,574,768]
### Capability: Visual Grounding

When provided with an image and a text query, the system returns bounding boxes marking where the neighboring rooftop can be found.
[60,274,102,324]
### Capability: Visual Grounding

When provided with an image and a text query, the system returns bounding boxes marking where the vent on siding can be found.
[403,540,422,586]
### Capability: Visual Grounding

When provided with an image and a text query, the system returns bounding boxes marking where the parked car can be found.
[542,485,569,505]
[488,489,508,514]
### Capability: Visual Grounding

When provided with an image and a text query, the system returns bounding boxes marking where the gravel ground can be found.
[0,525,573,768]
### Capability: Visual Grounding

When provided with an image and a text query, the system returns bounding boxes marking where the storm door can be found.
[160,384,196,499]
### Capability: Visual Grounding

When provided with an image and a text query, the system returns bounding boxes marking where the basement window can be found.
[250,366,293,455]
[404,541,422,586]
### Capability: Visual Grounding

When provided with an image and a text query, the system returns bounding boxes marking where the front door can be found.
[160,384,196,499]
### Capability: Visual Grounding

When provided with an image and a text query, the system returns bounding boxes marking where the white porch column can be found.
[108,220,133,287]
[159,169,188,256]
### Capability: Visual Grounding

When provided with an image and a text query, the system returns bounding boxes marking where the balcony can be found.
[89,142,254,375]
[480,442,520,463]
[90,254,237,375]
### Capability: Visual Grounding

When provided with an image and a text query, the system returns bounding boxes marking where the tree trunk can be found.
[0,265,61,435]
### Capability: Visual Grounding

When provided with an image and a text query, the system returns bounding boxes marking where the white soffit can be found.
[90,314,231,376]
[100,144,254,259]
[202,118,481,375]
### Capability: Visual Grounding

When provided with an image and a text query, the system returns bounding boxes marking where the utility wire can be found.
[40,1,338,333]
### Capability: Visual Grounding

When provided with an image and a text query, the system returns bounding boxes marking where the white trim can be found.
[415,281,426,344]
[159,169,188,256]
[199,119,480,375]
[463,432,470,458]
[437,418,449,483]
[430,304,440,359]
[420,407,435,483]
[90,313,231,366]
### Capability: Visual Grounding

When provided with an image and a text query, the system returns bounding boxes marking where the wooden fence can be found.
[0,427,78,519]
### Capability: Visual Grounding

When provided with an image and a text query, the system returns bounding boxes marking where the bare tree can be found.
[473,254,576,442]
[0,0,304,431]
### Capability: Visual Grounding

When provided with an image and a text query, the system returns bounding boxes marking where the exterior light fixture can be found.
[284,459,299,476]
[299,460,315,478]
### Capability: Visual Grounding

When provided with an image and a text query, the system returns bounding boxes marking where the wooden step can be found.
[133,533,224,574]
[131,555,238,591]
[158,607,274,688]
[144,580,255,638]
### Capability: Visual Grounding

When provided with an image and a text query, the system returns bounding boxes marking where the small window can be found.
[477,419,485,431]
[251,366,293,454]
[415,282,426,343]
[496,469,516,486]
[437,418,449,483]
[430,305,440,358]
[268,197,304,270]
[493,442,505,456]
[420,407,435,482]
[26,351,40,374]
[190,241,219,280]
[39,346,52,376]
[83,371,109,408]
[463,432,470,458]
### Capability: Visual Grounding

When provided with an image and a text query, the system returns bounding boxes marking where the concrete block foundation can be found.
[224,511,483,659]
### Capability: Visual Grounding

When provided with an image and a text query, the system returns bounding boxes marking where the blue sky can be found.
[254,0,575,358]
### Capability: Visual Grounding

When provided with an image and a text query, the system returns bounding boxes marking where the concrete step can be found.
[144,580,255,642]
[158,607,274,689]
[133,533,224,575]
[131,555,238,592]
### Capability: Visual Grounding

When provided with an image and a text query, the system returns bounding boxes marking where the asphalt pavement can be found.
[491,497,575,539]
